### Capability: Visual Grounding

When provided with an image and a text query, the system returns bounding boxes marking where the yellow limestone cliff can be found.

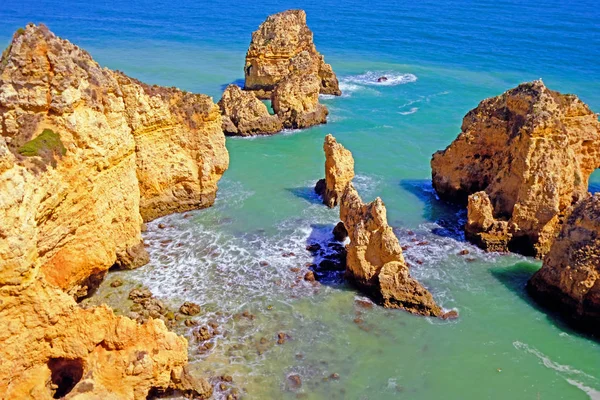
[314,134,355,208]
[431,80,600,257]
[0,24,227,399]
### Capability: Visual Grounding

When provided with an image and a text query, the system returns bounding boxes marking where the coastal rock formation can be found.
[244,10,341,98]
[314,134,355,208]
[527,194,600,335]
[0,24,226,398]
[339,184,442,316]
[271,51,328,129]
[431,80,600,257]
[218,84,282,136]
[0,280,211,399]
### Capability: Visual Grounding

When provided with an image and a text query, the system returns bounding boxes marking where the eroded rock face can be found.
[0,280,211,399]
[0,24,228,291]
[314,134,354,208]
[527,194,600,335]
[0,24,225,398]
[271,52,328,129]
[339,184,442,316]
[244,10,341,98]
[431,80,600,257]
[218,84,282,136]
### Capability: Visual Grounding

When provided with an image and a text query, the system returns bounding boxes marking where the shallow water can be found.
[4,1,600,399]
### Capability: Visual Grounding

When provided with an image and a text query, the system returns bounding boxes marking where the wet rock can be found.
[194,326,212,342]
[306,243,321,252]
[354,299,374,309]
[304,271,316,282]
[329,373,340,380]
[110,278,123,288]
[431,80,600,258]
[277,332,291,344]
[221,375,233,383]
[287,374,302,390]
[377,76,388,82]
[259,261,270,267]
[441,310,459,320]
[179,301,201,316]
[459,249,470,255]
[332,221,348,242]
[158,223,167,229]
[129,288,152,302]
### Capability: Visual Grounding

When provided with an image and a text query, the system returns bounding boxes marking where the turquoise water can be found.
[3,1,600,399]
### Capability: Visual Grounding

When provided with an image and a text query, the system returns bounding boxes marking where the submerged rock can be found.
[0,24,223,398]
[339,184,442,316]
[527,194,600,335]
[315,134,355,208]
[218,84,282,136]
[244,10,341,98]
[431,80,600,257]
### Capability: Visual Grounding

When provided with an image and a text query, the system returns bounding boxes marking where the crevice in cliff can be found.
[48,357,84,398]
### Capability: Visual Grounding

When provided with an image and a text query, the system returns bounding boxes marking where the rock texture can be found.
[527,194,600,335]
[0,24,225,399]
[244,10,341,98]
[314,134,354,208]
[271,51,329,129]
[431,80,600,257]
[339,184,442,316]
[218,84,282,136]
[0,280,211,399]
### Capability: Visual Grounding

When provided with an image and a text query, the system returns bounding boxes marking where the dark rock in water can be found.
[377,76,388,82]
[158,223,166,229]
[259,260,269,266]
[128,288,152,302]
[221,375,233,383]
[179,301,201,316]
[318,259,345,271]
[332,222,348,242]
[314,178,326,196]
[287,374,302,390]
[306,243,321,252]
[110,278,123,288]
[194,326,212,342]
[441,310,459,320]
[184,319,199,327]
[304,271,315,282]
[329,373,340,380]
[355,299,374,309]
[459,249,470,255]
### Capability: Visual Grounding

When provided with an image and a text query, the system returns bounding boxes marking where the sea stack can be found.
[218,84,282,136]
[0,24,226,398]
[527,194,600,335]
[431,80,600,257]
[244,9,341,98]
[339,184,442,316]
[315,134,355,208]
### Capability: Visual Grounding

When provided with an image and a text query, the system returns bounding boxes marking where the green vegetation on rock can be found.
[18,129,67,158]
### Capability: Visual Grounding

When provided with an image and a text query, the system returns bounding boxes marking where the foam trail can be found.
[343,71,418,86]
[399,107,419,115]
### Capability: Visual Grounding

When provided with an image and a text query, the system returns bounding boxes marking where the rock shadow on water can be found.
[219,78,245,92]
[305,223,352,289]
[399,179,466,240]
[490,262,598,342]
[286,186,324,205]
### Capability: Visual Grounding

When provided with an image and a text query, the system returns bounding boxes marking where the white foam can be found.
[343,71,418,87]
[513,341,600,399]
[399,107,419,115]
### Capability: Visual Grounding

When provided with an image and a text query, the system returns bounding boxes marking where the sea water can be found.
[2,1,600,399]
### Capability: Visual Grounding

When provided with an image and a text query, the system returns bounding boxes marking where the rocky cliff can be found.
[314,134,354,208]
[218,84,282,136]
[340,184,442,316]
[0,24,226,398]
[431,80,600,257]
[244,10,341,98]
[527,194,600,335]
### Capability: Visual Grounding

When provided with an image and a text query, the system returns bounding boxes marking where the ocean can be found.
[2,1,600,399]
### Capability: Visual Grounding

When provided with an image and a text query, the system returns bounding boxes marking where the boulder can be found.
[218,84,282,136]
[431,80,600,257]
[527,194,600,335]
[339,183,442,316]
[244,10,340,98]
[315,134,355,208]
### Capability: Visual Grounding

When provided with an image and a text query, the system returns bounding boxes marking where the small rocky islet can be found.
[0,8,599,400]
